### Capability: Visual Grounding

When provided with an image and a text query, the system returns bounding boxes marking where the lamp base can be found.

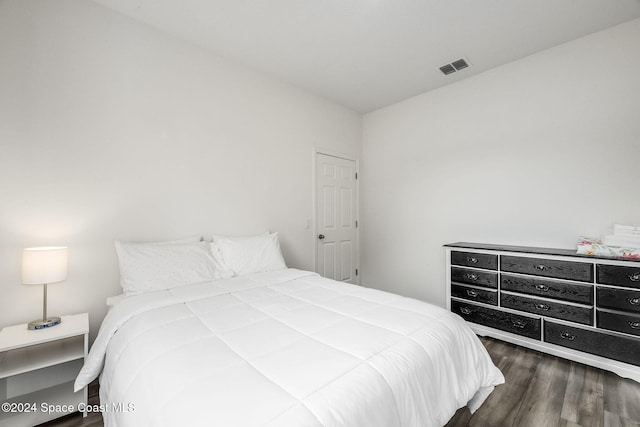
[28,317,61,330]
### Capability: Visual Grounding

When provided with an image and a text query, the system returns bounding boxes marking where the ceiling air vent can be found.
[451,58,468,71]
[439,64,456,75]
[439,58,470,75]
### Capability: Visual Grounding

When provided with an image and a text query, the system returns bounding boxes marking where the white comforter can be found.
[76,269,504,427]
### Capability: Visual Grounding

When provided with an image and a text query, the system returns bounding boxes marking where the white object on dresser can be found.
[446,242,640,383]
[0,313,89,426]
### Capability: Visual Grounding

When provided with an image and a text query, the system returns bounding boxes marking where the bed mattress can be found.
[76,269,504,426]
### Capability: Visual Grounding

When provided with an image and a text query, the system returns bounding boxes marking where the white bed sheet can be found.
[76,269,504,426]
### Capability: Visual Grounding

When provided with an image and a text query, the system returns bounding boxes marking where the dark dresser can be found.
[446,242,640,382]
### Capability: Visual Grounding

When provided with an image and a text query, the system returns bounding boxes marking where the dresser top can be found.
[445,242,640,263]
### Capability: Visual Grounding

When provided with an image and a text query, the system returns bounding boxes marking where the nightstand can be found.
[0,313,89,426]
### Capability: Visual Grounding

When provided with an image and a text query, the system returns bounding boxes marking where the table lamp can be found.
[22,246,68,330]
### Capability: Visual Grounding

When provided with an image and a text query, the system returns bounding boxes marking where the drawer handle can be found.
[466,289,479,298]
[459,307,473,315]
[629,321,640,330]
[511,320,527,329]
[535,284,549,292]
[628,297,640,306]
[534,303,550,311]
[467,257,479,264]
[629,273,640,282]
[464,273,479,281]
[560,332,576,341]
[534,264,548,271]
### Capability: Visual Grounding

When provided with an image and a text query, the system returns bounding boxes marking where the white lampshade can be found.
[22,247,69,285]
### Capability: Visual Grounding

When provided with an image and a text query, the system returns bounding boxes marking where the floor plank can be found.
[511,353,568,427]
[603,372,640,422]
[560,362,604,426]
[473,344,542,427]
[603,411,640,427]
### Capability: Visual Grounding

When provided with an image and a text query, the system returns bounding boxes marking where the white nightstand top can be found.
[0,313,89,352]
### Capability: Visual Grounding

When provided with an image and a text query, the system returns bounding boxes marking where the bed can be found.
[75,234,504,426]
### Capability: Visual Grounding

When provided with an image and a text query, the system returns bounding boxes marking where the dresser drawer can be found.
[545,321,640,366]
[501,255,593,282]
[597,310,640,338]
[597,265,640,289]
[451,299,541,339]
[451,251,498,270]
[501,274,593,305]
[451,267,498,288]
[596,287,640,314]
[451,284,498,306]
[501,293,593,325]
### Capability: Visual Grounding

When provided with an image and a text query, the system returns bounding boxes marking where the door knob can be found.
[318,234,325,240]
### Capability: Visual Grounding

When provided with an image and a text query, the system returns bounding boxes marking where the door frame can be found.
[312,147,360,284]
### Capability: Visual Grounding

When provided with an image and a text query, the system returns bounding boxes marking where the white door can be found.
[315,153,358,283]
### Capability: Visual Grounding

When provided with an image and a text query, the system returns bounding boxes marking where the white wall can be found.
[0,0,361,337]
[361,19,640,306]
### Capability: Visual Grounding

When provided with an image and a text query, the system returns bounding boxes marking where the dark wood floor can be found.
[42,336,640,427]
[446,337,640,427]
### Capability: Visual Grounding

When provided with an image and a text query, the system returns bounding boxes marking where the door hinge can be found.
[355,172,358,180]
[355,220,358,228]
[356,269,359,276]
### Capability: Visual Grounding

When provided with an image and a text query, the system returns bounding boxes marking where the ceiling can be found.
[91,0,640,113]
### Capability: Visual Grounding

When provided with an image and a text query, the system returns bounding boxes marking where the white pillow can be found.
[213,232,287,276]
[127,235,202,245]
[114,236,201,286]
[209,242,235,279]
[106,293,126,309]
[115,241,217,295]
